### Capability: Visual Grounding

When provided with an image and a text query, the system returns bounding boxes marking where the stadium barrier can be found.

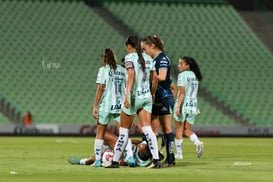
[1,124,273,137]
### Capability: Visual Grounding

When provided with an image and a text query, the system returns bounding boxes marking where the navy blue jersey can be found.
[153,52,173,99]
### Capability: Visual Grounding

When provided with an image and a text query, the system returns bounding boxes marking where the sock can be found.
[141,133,148,143]
[94,139,104,161]
[175,139,183,155]
[80,158,88,165]
[165,133,175,163]
[142,126,159,160]
[113,127,129,162]
[125,139,133,158]
[190,133,201,146]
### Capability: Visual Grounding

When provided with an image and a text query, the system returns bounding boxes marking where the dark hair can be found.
[120,57,125,68]
[182,56,203,81]
[142,34,164,52]
[126,35,145,72]
[102,48,117,70]
[138,144,152,161]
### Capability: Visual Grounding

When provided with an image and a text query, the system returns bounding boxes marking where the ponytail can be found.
[142,34,165,52]
[102,48,117,70]
[126,35,145,72]
[182,56,203,81]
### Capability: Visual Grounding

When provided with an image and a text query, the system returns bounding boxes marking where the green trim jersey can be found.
[124,52,153,99]
[96,64,126,113]
[177,70,199,115]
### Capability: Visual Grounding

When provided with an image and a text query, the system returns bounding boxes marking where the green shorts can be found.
[122,95,152,115]
[98,111,120,125]
[174,113,196,125]
[173,102,196,125]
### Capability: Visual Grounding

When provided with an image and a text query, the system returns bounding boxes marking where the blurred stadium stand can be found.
[0,0,272,134]
[98,0,273,126]
[0,0,125,125]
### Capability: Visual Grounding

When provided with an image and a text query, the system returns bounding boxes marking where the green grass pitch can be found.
[0,137,272,182]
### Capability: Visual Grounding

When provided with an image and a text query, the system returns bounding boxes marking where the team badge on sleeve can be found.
[125,61,134,69]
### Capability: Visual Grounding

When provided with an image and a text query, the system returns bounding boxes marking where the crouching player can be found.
[68,131,163,167]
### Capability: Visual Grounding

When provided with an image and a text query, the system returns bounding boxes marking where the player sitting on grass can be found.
[68,131,163,167]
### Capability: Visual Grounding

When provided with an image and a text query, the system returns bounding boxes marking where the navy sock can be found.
[165,133,175,164]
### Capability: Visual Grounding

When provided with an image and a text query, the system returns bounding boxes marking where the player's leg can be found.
[104,131,118,149]
[151,116,160,137]
[175,120,184,159]
[151,116,166,153]
[94,123,107,167]
[68,156,95,165]
[159,114,175,166]
[183,120,203,158]
[110,110,134,168]
[113,114,135,167]
[138,108,160,168]
[94,110,114,167]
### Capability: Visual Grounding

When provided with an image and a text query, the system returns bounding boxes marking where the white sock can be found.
[94,139,104,161]
[190,134,201,147]
[80,158,88,165]
[125,139,133,158]
[113,127,129,162]
[175,139,183,155]
[142,126,159,160]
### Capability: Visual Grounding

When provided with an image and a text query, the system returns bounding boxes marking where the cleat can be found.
[106,161,119,168]
[67,158,81,165]
[197,142,204,158]
[95,160,102,167]
[90,161,95,167]
[128,156,136,167]
[147,159,161,169]
[159,146,165,154]
[161,161,176,168]
[102,161,112,168]
[159,152,164,161]
[175,154,183,160]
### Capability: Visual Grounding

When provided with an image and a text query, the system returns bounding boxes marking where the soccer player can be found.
[108,35,160,169]
[173,56,204,159]
[151,82,177,153]
[67,131,163,167]
[92,48,134,167]
[142,34,176,167]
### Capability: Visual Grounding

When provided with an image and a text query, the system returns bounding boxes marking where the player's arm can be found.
[92,83,104,119]
[124,68,134,108]
[176,86,185,117]
[151,70,158,101]
[171,83,177,97]
[154,68,167,81]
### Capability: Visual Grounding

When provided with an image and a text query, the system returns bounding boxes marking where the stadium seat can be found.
[1,0,272,127]
[103,1,273,126]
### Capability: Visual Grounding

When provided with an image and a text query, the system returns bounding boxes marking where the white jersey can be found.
[96,64,126,113]
[124,52,153,99]
[177,70,199,115]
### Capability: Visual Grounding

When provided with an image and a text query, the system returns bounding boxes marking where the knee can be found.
[184,129,192,137]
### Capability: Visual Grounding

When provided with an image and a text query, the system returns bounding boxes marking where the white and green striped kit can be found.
[96,64,126,113]
[177,70,199,115]
[124,52,153,99]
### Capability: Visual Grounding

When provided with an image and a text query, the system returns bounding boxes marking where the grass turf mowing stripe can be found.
[0,137,272,182]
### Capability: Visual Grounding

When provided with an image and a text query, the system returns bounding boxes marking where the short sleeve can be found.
[158,56,169,70]
[177,72,186,87]
[96,67,105,84]
[125,55,134,69]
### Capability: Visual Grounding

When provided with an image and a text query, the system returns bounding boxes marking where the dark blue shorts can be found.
[152,96,174,116]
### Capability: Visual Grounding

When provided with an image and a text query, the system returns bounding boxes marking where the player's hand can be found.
[92,107,98,119]
[176,107,181,117]
[124,96,130,108]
